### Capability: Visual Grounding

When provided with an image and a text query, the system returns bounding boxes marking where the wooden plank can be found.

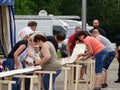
[0,80,16,90]
[0,66,41,78]
[59,44,86,65]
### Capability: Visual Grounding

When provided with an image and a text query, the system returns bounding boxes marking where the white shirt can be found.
[25,47,40,68]
[16,26,33,42]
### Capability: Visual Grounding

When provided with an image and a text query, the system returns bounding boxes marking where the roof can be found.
[15,15,80,20]
[0,0,14,5]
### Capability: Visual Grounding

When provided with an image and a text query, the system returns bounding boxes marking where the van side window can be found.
[53,26,66,35]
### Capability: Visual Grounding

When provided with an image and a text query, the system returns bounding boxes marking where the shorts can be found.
[95,49,108,74]
[103,51,115,70]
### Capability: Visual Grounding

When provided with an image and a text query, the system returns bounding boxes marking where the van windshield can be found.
[53,25,66,35]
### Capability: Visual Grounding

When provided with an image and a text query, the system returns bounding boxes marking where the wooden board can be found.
[0,66,41,78]
[60,44,86,65]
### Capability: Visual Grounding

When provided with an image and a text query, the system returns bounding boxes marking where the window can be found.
[53,26,66,35]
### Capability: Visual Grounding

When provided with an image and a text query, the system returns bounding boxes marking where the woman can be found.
[77,31,108,90]
[4,34,36,90]
[28,34,62,90]
[92,29,115,88]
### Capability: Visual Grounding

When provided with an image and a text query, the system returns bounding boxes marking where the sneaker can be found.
[114,79,120,83]
[93,87,101,90]
[78,79,86,83]
[101,83,108,88]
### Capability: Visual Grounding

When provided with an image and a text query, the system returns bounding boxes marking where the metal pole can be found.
[82,0,87,31]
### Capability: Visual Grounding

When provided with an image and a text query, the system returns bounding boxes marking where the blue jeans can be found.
[103,51,115,70]
[43,69,62,90]
[5,58,21,90]
[95,49,108,74]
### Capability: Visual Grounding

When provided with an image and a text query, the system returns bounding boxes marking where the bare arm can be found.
[14,44,26,69]
[35,43,51,65]
[116,46,119,59]
[78,43,93,60]
[27,46,37,60]
[66,42,72,57]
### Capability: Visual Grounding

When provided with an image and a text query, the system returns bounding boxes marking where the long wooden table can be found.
[60,58,95,90]
[0,66,42,78]
[0,80,16,90]
[0,66,42,90]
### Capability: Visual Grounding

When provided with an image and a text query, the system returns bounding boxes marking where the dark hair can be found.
[76,31,88,38]
[56,32,66,41]
[27,21,37,26]
[33,34,47,42]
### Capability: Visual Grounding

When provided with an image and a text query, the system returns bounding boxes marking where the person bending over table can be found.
[28,34,62,90]
[4,33,38,90]
[92,29,115,88]
[76,31,108,90]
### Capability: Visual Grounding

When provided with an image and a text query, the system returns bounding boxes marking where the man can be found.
[66,26,86,80]
[115,35,120,83]
[66,26,82,57]
[90,19,106,36]
[17,21,37,42]
[16,21,38,67]
[92,29,115,88]
[47,32,66,52]
[16,21,37,90]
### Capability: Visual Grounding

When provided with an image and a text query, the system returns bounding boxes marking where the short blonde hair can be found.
[23,33,35,40]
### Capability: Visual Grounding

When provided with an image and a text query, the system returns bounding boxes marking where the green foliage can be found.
[14,0,120,42]
[41,0,62,15]
[14,0,36,15]
[87,0,120,42]
[15,0,62,15]
[61,0,81,16]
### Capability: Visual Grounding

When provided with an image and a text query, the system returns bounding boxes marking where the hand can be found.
[116,53,119,59]
[27,50,33,58]
[77,56,86,61]
[27,62,34,66]
[77,53,83,58]
[33,61,37,66]
[33,60,41,66]
[15,62,21,69]
[79,57,86,61]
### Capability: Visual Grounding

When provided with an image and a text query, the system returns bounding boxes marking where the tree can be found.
[61,0,81,16]
[14,0,36,15]
[14,0,120,42]
[39,0,62,15]
[87,0,120,42]
[15,0,62,15]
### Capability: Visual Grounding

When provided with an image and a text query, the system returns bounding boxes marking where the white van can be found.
[15,15,80,36]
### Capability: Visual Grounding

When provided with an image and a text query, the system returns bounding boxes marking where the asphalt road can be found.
[1,58,120,90]
[55,58,120,90]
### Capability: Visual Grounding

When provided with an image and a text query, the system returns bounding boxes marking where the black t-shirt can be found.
[8,40,28,58]
[90,27,106,36]
[47,36,58,52]
[116,35,120,47]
